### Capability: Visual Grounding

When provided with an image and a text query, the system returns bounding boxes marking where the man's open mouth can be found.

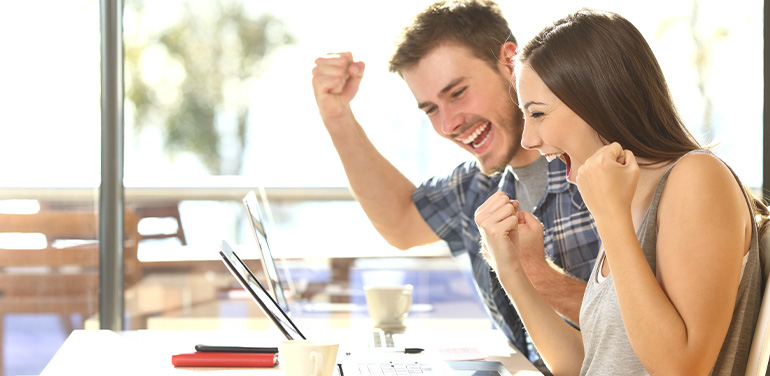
[457,122,492,149]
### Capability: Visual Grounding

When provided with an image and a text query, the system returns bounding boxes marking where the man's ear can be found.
[499,41,518,73]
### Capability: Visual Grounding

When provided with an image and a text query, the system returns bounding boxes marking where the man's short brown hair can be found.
[388,0,515,76]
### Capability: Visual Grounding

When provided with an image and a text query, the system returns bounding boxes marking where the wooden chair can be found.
[0,208,141,370]
[133,202,187,245]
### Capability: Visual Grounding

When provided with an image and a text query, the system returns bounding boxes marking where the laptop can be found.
[242,191,373,313]
[242,190,434,349]
[241,191,432,316]
[242,190,293,313]
[218,240,514,376]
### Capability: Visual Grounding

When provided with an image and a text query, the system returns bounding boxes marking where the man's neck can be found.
[508,148,543,168]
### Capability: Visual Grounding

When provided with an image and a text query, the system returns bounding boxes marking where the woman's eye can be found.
[530,112,544,119]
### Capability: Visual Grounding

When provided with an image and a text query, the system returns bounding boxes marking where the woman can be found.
[474,9,767,375]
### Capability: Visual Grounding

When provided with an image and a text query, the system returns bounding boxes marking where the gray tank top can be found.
[579,150,763,375]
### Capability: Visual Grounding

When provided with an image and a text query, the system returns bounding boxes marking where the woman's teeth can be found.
[544,153,564,162]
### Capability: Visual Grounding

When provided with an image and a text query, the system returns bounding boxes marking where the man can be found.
[311,0,599,371]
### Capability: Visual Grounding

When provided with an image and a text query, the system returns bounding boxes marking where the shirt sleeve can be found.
[412,161,489,257]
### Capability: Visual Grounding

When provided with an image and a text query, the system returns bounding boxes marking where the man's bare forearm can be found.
[325,114,439,249]
[520,258,586,326]
[312,53,439,250]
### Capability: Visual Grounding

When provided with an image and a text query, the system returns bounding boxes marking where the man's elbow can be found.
[384,236,416,251]
[377,227,427,251]
[372,216,435,251]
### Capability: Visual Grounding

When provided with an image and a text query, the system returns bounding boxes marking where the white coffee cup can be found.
[364,284,413,328]
[278,340,339,376]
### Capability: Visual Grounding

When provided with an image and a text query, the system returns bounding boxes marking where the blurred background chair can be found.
[133,202,186,245]
[0,208,140,370]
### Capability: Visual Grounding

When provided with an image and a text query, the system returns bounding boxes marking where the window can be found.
[0,2,101,375]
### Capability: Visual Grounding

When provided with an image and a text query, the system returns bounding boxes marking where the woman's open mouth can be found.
[545,152,573,181]
[562,154,573,181]
[544,153,563,163]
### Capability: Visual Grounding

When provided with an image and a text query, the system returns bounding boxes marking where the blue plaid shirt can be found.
[413,159,600,367]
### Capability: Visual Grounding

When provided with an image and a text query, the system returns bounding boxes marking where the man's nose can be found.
[439,110,463,136]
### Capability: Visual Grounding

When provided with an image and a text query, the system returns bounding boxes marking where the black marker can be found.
[380,347,424,354]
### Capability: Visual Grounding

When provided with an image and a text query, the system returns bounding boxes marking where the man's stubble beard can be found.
[478,110,524,177]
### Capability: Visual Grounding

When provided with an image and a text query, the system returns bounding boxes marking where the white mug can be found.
[279,340,339,376]
[364,284,413,328]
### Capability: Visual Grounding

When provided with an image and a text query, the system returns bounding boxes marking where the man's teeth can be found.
[471,128,491,148]
[544,153,564,162]
[459,123,488,144]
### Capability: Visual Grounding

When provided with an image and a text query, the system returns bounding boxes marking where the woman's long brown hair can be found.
[517,9,769,234]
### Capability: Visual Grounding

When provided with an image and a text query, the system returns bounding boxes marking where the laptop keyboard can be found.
[356,360,433,375]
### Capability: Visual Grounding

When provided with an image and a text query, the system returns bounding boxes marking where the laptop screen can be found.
[242,190,291,313]
[218,240,305,341]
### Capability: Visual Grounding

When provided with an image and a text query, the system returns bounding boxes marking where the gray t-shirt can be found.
[512,156,548,213]
[579,150,762,375]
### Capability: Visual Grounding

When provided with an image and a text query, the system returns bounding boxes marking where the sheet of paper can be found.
[433,347,485,361]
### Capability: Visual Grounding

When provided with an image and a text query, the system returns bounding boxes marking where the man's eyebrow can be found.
[439,77,464,96]
[417,77,465,110]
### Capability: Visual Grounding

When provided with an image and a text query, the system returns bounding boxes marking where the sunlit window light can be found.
[138,217,180,236]
[0,233,47,250]
[0,200,41,214]
[51,239,98,249]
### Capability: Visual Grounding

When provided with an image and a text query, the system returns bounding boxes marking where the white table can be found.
[41,328,541,375]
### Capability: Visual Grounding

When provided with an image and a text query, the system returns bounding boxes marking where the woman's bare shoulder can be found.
[663,151,748,220]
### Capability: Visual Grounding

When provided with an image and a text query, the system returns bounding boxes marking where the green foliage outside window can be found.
[125,0,293,175]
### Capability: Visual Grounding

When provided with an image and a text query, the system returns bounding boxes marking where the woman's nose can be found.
[520,120,541,150]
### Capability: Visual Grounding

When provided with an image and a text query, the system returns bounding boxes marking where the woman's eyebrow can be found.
[523,101,545,111]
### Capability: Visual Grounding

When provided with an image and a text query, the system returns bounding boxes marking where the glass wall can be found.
[123,0,764,267]
[0,0,762,375]
[124,0,765,189]
[0,2,102,375]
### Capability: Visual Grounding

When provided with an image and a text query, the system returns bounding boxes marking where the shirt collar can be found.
[545,158,571,194]
[500,158,570,195]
